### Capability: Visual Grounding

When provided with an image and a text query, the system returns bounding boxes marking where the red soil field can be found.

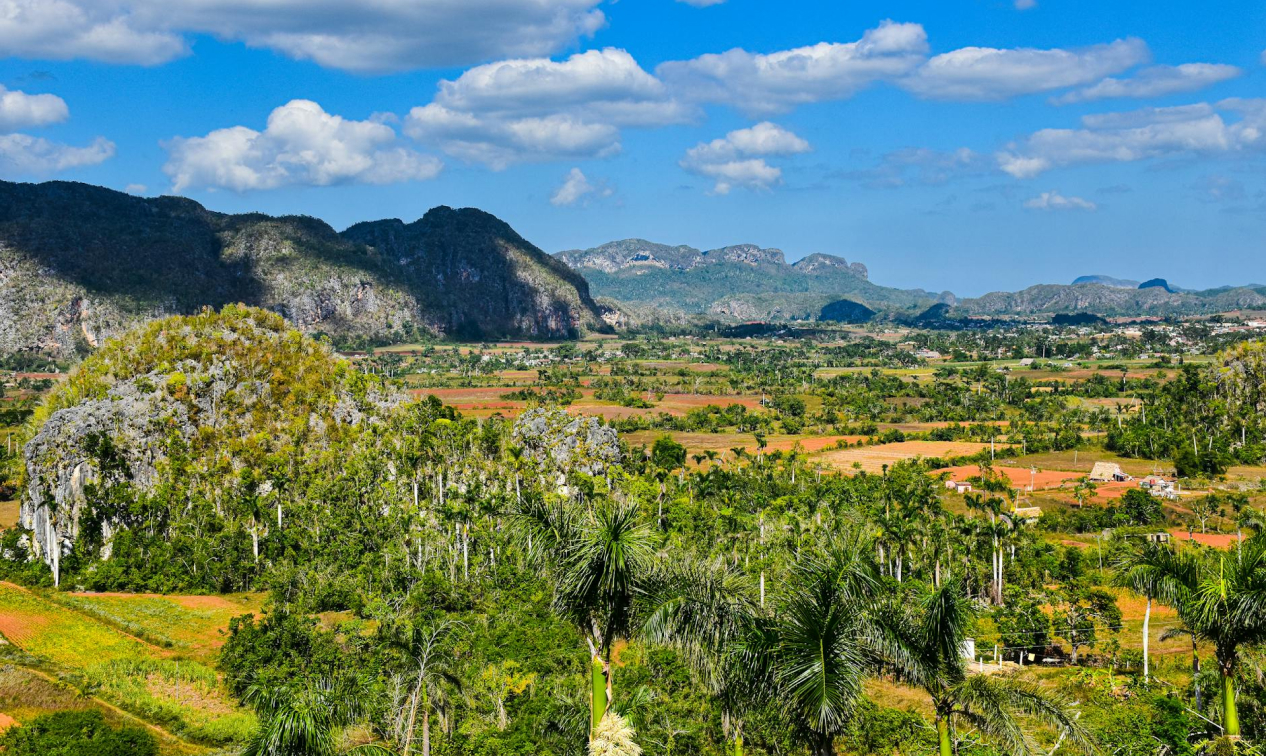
[1170,530,1238,548]
[940,465,1083,490]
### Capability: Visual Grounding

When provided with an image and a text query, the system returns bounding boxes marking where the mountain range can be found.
[556,239,947,322]
[1,179,1264,360]
[559,239,1266,322]
[0,180,609,358]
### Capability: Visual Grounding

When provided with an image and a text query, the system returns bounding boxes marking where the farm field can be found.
[55,592,264,665]
[939,464,1083,491]
[0,582,256,750]
[816,441,997,473]
[623,431,867,457]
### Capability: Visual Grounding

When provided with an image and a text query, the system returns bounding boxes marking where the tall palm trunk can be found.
[590,655,607,738]
[1192,637,1202,710]
[1222,666,1240,737]
[936,714,952,756]
[1141,596,1150,682]
[422,705,430,756]
[812,732,834,756]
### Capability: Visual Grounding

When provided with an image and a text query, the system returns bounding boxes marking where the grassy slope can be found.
[0,582,255,749]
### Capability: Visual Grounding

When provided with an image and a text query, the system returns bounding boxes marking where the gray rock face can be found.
[512,408,621,477]
[21,373,194,585]
[19,322,407,585]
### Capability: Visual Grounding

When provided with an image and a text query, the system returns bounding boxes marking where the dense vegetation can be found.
[2,308,1266,755]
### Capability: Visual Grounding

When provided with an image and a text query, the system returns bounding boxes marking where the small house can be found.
[944,480,972,493]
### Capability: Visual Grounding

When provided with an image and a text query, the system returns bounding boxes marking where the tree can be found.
[0,710,158,756]
[735,532,904,756]
[387,620,462,756]
[1112,542,1194,683]
[1119,489,1163,526]
[243,678,398,756]
[897,580,1093,756]
[643,560,760,756]
[651,436,686,472]
[512,495,656,739]
[1052,586,1121,665]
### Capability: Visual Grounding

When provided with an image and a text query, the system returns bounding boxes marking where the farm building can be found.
[1141,475,1179,500]
[945,480,972,493]
[1089,462,1131,482]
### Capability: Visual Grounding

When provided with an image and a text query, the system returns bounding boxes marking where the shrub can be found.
[0,710,158,756]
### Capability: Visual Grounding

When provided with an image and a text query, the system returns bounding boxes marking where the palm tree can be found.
[1185,540,1266,737]
[894,579,1094,756]
[511,494,656,739]
[737,531,904,756]
[244,678,400,756]
[647,529,902,756]
[1124,538,1266,737]
[387,620,462,756]
[643,561,760,756]
[1111,541,1196,683]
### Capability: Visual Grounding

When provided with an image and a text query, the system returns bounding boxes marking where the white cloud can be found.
[0,0,606,72]
[163,99,442,192]
[550,167,611,206]
[657,20,928,115]
[997,99,1266,177]
[680,122,810,193]
[0,85,68,130]
[124,183,147,194]
[406,48,690,168]
[0,133,114,174]
[902,38,1149,100]
[1015,0,1038,9]
[1024,191,1096,211]
[1052,63,1242,104]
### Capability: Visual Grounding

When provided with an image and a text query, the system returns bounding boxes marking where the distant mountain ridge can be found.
[1072,274,1140,288]
[556,239,938,321]
[0,180,608,358]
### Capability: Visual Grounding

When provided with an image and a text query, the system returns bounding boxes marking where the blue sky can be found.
[0,0,1263,296]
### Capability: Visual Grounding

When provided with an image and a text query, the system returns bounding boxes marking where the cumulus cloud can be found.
[996,99,1266,178]
[1052,63,1242,104]
[901,38,1149,100]
[163,99,442,192]
[0,133,114,174]
[680,121,810,194]
[406,48,690,168]
[0,85,68,131]
[1024,191,1096,210]
[0,83,112,177]
[550,167,611,206]
[657,20,928,115]
[124,183,147,194]
[0,0,606,72]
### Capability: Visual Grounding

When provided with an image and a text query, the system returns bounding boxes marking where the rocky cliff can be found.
[0,180,609,358]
